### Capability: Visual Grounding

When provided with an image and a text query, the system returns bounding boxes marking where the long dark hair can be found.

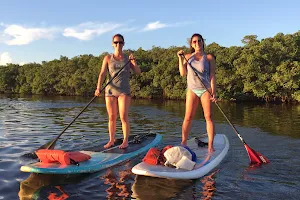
[112,33,124,42]
[190,33,205,53]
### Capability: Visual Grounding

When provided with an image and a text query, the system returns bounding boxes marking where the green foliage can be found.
[0,31,299,103]
[0,64,19,93]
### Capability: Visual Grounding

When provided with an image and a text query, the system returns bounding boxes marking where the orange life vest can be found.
[36,149,91,165]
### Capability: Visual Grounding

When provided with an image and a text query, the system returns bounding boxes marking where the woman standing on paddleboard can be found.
[95,34,141,149]
[177,33,217,153]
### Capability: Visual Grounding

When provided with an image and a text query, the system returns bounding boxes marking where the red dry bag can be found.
[142,148,161,165]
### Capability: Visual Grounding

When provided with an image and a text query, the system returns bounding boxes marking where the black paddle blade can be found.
[21,140,56,159]
[21,152,38,159]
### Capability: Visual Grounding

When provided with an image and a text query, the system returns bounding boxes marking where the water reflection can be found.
[18,164,137,200]
[132,99,300,138]
[18,173,87,200]
[199,170,219,200]
[130,168,219,200]
[101,164,134,199]
[131,175,193,199]
[18,168,219,200]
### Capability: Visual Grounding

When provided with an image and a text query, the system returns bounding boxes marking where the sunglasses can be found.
[113,41,124,45]
[192,40,203,44]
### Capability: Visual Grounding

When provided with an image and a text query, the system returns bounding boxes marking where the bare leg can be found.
[201,90,215,153]
[181,90,199,146]
[118,95,131,148]
[104,96,118,148]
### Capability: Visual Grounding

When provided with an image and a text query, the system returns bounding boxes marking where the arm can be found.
[129,53,141,74]
[94,55,109,96]
[207,54,217,102]
[177,50,189,76]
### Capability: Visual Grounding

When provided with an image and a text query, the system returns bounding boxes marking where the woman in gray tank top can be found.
[177,33,217,153]
[94,34,141,149]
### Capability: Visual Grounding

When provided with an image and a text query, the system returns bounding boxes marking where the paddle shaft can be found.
[46,59,132,149]
[181,54,269,164]
[180,54,246,145]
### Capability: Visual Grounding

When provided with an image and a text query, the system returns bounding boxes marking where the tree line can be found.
[0,31,299,103]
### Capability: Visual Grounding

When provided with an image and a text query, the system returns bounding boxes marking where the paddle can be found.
[180,53,269,165]
[22,59,132,159]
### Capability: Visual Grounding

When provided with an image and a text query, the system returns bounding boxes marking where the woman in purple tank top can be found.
[94,34,141,149]
[177,33,217,153]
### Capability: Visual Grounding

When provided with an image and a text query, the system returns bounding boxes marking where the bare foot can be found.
[119,141,128,149]
[181,141,187,146]
[104,141,114,149]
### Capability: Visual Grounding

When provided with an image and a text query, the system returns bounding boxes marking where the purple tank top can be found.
[187,53,211,90]
[105,54,131,96]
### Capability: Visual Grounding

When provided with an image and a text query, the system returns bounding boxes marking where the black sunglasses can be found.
[192,39,202,44]
[113,41,124,45]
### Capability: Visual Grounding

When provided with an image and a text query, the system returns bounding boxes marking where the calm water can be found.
[0,94,299,200]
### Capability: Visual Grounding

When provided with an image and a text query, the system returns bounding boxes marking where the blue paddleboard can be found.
[20,133,162,174]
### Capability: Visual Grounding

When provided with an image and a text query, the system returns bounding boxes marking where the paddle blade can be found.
[244,144,269,165]
[21,140,56,159]
[21,152,38,159]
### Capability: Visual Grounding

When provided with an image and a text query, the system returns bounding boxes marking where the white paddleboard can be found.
[132,134,229,179]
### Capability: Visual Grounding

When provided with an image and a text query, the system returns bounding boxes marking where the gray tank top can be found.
[105,54,131,96]
[187,53,211,90]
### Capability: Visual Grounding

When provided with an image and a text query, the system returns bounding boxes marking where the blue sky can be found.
[0,0,299,65]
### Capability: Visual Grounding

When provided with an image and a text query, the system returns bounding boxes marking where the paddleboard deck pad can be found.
[132,134,229,179]
[20,133,162,174]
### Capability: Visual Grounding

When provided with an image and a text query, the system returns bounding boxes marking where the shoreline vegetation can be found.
[1,32,299,103]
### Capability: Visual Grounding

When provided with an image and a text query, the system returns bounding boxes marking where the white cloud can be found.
[63,22,121,40]
[0,52,12,65]
[142,21,167,31]
[0,21,192,45]
[141,21,194,32]
[118,27,138,32]
[0,24,57,45]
